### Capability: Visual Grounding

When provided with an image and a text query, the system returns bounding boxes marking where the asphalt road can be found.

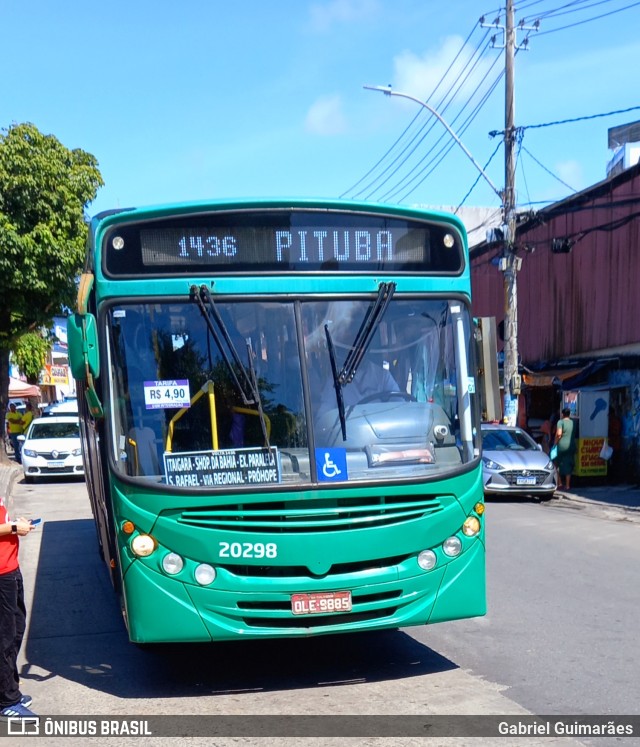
[413,495,640,719]
[8,475,637,746]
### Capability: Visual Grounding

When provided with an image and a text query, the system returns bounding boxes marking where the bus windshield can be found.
[107,296,475,487]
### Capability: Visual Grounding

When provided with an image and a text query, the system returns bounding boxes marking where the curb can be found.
[554,489,640,515]
[0,462,21,502]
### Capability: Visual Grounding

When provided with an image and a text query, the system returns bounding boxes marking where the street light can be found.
[365,84,519,425]
[363,86,502,200]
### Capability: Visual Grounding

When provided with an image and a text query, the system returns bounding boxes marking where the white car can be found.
[481,424,556,499]
[19,416,84,482]
[41,399,79,417]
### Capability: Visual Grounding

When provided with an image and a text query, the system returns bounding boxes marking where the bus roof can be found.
[91,197,467,237]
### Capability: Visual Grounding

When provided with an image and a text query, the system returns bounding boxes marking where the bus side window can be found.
[127,427,161,476]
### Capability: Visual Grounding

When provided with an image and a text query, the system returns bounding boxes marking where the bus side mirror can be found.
[68,313,100,381]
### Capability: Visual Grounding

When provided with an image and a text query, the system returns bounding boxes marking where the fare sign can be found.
[144,379,191,410]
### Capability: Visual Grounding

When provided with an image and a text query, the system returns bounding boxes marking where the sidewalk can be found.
[0,459,22,502]
[555,482,640,512]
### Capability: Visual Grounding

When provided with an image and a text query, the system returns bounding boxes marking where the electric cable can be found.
[355,29,494,200]
[374,45,501,201]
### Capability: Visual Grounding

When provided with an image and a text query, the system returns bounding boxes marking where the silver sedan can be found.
[481,424,556,499]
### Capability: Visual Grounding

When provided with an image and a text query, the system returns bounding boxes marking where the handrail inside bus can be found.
[163,381,272,454]
[165,380,219,453]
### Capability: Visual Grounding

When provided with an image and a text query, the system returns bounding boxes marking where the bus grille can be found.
[238,590,403,629]
[221,553,411,578]
[241,606,400,629]
[178,494,444,533]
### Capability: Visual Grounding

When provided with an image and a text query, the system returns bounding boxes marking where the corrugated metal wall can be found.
[470,165,640,365]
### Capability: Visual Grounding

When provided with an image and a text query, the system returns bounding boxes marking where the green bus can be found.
[68,198,486,643]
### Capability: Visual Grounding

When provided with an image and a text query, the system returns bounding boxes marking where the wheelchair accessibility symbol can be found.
[315,448,348,482]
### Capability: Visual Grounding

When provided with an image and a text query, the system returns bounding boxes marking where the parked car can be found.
[41,399,79,417]
[19,416,84,482]
[481,423,556,499]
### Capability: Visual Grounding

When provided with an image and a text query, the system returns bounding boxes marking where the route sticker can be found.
[164,447,280,487]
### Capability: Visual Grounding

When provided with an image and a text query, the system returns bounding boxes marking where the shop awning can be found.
[522,361,608,389]
[8,376,41,399]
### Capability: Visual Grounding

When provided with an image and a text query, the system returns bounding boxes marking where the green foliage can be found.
[0,122,104,351]
[13,331,51,383]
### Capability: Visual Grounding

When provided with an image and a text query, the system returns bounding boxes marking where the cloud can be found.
[555,160,583,191]
[305,95,347,136]
[309,0,379,32]
[393,35,492,101]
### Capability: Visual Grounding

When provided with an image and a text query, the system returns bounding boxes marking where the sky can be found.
[2,0,640,226]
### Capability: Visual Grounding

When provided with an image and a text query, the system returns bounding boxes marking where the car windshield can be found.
[29,422,79,439]
[482,429,535,451]
[105,298,478,487]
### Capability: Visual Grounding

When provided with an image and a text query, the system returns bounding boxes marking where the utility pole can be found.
[501,0,521,425]
[483,0,537,424]
[368,2,539,427]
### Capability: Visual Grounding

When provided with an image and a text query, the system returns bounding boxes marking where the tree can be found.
[13,331,51,385]
[0,122,103,459]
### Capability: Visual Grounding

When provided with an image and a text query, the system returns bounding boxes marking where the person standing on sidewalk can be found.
[6,405,24,464]
[554,408,576,490]
[0,496,36,719]
[21,403,35,435]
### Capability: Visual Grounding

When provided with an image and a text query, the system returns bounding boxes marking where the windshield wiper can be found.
[339,281,396,385]
[244,339,271,449]
[324,323,347,441]
[323,282,396,442]
[191,285,255,405]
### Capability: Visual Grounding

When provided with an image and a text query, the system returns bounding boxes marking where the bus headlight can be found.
[162,552,184,575]
[131,534,156,557]
[417,550,437,570]
[462,516,481,536]
[195,564,216,585]
[443,536,462,557]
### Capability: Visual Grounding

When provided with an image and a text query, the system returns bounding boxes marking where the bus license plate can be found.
[516,476,536,485]
[291,591,352,615]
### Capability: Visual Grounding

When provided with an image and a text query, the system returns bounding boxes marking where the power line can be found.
[392,67,505,203]
[520,145,577,192]
[456,139,504,211]
[356,30,495,200]
[378,50,503,201]
[347,0,640,207]
[534,0,640,33]
[518,105,640,131]
[341,23,481,199]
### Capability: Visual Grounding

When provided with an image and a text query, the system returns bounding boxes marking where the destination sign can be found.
[140,226,431,268]
[103,211,463,275]
[163,447,280,487]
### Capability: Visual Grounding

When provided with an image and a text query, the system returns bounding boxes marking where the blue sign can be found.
[315,448,348,482]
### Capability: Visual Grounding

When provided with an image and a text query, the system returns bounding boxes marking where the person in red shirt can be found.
[0,497,36,719]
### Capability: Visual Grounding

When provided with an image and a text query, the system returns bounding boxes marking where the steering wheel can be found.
[357,391,417,405]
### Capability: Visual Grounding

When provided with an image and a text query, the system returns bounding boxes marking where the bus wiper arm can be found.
[339,281,396,385]
[191,285,255,405]
[325,323,347,441]
[245,339,271,448]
